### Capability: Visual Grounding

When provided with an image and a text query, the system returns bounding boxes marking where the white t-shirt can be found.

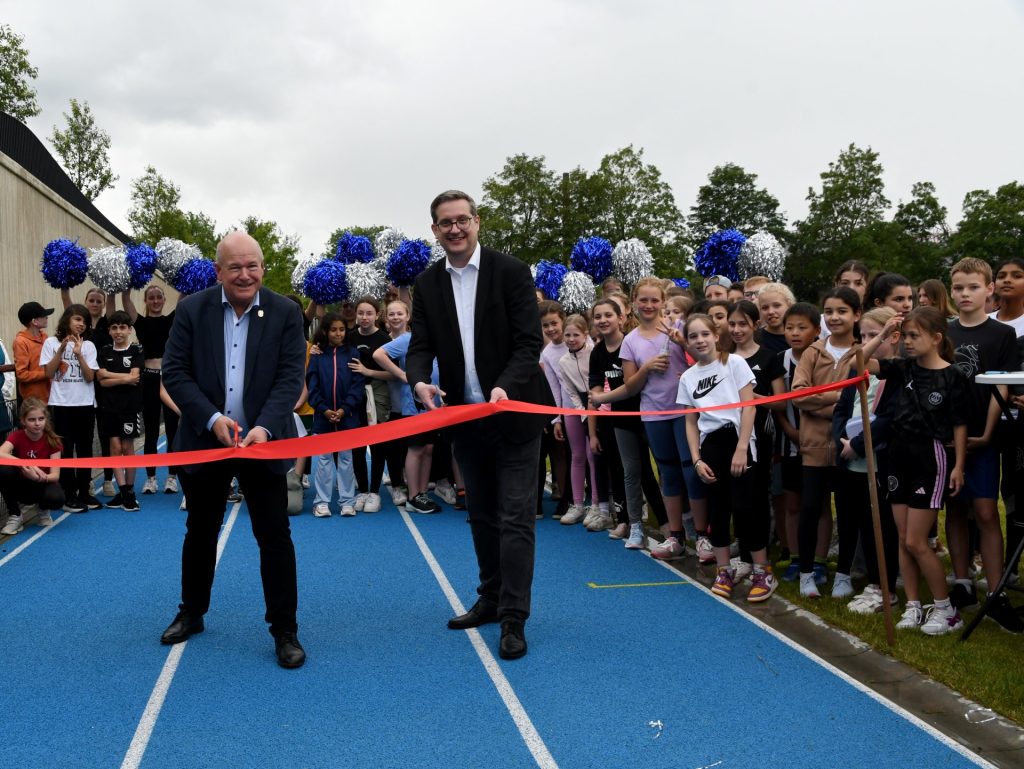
[677,354,757,450]
[988,311,1024,338]
[39,336,97,407]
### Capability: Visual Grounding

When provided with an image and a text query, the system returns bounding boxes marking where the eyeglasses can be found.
[743,291,759,299]
[434,215,475,231]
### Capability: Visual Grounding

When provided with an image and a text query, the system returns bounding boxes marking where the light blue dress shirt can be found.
[446,244,485,404]
[206,289,261,436]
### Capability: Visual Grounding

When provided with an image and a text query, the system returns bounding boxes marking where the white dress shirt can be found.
[446,244,485,404]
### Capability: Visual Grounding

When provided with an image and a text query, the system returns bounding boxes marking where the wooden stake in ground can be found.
[855,350,895,647]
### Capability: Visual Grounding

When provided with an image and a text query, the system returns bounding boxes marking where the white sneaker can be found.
[847,585,884,614]
[389,485,407,506]
[36,510,54,527]
[164,476,179,494]
[696,536,715,565]
[301,474,310,489]
[799,572,821,598]
[731,557,753,583]
[2,514,24,535]
[581,506,599,528]
[921,605,963,636]
[624,523,646,549]
[586,511,614,531]
[102,480,117,497]
[363,493,381,513]
[650,536,685,560]
[313,502,331,518]
[340,505,357,517]
[142,477,158,494]
[560,504,586,525]
[896,603,924,629]
[608,523,629,540]
[354,493,368,512]
[831,573,854,599]
[434,480,457,506]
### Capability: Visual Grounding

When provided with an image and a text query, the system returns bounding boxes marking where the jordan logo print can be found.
[693,375,722,400]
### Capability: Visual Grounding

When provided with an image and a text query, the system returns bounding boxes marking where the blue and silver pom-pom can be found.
[87,246,132,294]
[570,236,613,283]
[559,270,596,314]
[156,238,201,284]
[345,260,388,300]
[41,238,89,289]
[612,238,654,286]
[738,231,787,282]
[172,258,217,295]
[374,227,405,262]
[303,259,349,305]
[693,229,745,281]
[125,243,158,289]
[292,255,324,296]
[386,239,431,287]
[535,260,569,301]
[334,232,375,264]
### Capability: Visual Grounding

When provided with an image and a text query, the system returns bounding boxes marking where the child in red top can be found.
[1,398,65,534]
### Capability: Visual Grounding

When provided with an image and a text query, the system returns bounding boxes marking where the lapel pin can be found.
[258,309,264,318]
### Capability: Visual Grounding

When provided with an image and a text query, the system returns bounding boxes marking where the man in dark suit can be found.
[408,190,551,660]
[160,231,307,668]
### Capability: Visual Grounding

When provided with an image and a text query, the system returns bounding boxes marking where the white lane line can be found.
[645,548,998,769]
[400,510,559,769]
[0,513,71,569]
[120,502,242,769]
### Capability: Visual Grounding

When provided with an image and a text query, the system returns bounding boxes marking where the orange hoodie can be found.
[13,329,50,402]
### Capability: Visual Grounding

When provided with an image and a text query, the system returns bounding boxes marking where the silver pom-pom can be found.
[612,238,654,286]
[374,227,405,262]
[87,246,132,294]
[345,260,389,300]
[430,241,447,265]
[738,231,787,282]
[156,237,200,283]
[291,254,324,295]
[559,270,596,314]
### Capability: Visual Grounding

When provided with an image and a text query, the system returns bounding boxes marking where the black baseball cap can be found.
[18,301,55,326]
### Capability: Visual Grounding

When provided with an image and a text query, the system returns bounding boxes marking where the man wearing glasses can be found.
[407,190,551,660]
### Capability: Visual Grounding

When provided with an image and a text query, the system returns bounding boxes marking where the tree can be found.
[127,166,182,244]
[688,163,787,245]
[0,24,40,122]
[948,182,1024,268]
[894,181,949,244]
[241,216,300,295]
[477,154,559,262]
[48,99,118,200]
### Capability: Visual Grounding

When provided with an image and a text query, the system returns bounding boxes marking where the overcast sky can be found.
[4,1,1023,257]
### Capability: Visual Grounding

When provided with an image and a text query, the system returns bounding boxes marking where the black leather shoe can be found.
[447,599,500,630]
[499,620,527,660]
[275,632,306,669]
[160,611,204,645]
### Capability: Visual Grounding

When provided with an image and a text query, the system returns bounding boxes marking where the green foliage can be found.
[48,99,118,200]
[948,182,1024,268]
[156,209,219,259]
[478,154,559,262]
[126,166,218,256]
[688,162,787,245]
[322,225,387,260]
[0,24,39,122]
[240,216,300,295]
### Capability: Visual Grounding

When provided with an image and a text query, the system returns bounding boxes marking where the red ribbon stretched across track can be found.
[0,372,867,470]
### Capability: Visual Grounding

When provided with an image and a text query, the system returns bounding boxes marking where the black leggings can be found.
[0,466,65,512]
[596,418,627,524]
[351,409,386,494]
[382,412,407,488]
[142,370,179,477]
[51,405,94,499]
[835,466,900,590]
[799,466,835,574]
[701,427,763,551]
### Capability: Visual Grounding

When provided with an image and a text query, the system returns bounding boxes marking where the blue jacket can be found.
[306,344,365,434]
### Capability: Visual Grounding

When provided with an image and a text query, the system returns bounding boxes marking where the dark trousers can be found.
[453,418,541,622]
[352,408,387,494]
[799,466,835,574]
[178,459,297,636]
[0,466,65,512]
[702,427,762,551]
[142,370,180,477]
[383,412,407,488]
[596,418,627,524]
[51,405,94,499]
[835,466,899,590]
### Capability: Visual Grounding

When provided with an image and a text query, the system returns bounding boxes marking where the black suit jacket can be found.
[407,246,552,443]
[162,286,306,474]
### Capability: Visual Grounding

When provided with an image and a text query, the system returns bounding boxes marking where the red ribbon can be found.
[0,373,866,469]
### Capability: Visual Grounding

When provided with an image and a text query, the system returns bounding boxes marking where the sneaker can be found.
[949,582,980,611]
[929,536,948,558]
[82,494,104,510]
[813,562,829,585]
[406,493,441,514]
[354,493,368,512]
[340,505,357,517]
[799,572,821,598]
[848,585,885,615]
[107,491,124,509]
[896,604,924,629]
[102,480,117,497]
[712,568,735,598]
[454,489,466,510]
[586,511,614,532]
[63,495,87,513]
[650,536,685,560]
[624,523,646,549]
[301,474,310,489]
[142,476,158,495]
[696,536,715,565]
[227,479,243,503]
[608,523,629,540]
[781,561,801,582]
[832,573,854,599]
[2,514,24,535]
[434,480,457,506]
[921,605,963,636]
[36,510,54,527]
[363,493,381,513]
[581,506,599,528]
[180,496,187,511]
[969,553,984,580]
[731,558,753,584]
[985,593,1024,634]
[388,485,407,506]
[164,476,179,494]
[122,491,141,512]
[747,568,778,603]
[728,539,740,558]
[560,504,586,525]
[313,502,331,518]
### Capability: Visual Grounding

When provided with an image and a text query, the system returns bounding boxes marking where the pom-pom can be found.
[559,271,596,314]
[345,261,388,300]
[334,232,375,264]
[125,243,157,289]
[738,231,787,282]
[291,255,323,295]
[41,238,89,289]
[612,238,654,286]
[303,259,349,305]
[671,277,691,289]
[87,246,132,294]
[172,258,217,295]
[570,236,613,283]
[386,239,431,287]
[374,227,405,262]
[534,260,569,300]
[156,238,201,283]
[429,241,447,265]
[693,229,745,281]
